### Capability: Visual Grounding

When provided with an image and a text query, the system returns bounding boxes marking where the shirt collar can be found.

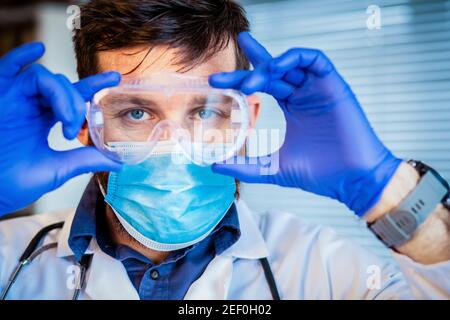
[210,203,240,255]
[68,178,100,261]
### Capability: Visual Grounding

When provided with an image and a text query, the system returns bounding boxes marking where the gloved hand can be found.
[210,32,402,216]
[0,43,122,216]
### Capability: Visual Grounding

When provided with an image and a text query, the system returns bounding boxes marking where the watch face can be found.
[392,209,417,235]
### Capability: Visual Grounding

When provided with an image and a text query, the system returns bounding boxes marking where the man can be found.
[0,0,449,299]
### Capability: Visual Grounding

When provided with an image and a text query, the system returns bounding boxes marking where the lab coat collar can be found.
[56,209,76,258]
[220,199,269,260]
[56,209,139,299]
[83,241,140,300]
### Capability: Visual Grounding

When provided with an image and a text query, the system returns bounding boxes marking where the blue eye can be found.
[198,109,214,119]
[131,110,144,119]
[126,109,149,121]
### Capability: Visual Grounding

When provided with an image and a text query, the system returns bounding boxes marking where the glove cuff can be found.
[347,154,403,217]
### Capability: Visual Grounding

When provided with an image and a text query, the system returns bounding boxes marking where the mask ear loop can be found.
[97,176,107,198]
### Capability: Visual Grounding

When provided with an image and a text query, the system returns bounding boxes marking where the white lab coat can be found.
[0,200,449,299]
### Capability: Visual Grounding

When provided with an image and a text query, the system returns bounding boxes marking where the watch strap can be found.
[369,162,449,247]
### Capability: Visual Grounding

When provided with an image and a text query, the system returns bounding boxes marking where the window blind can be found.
[240,0,450,259]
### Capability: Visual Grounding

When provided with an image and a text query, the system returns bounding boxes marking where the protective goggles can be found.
[87,73,250,165]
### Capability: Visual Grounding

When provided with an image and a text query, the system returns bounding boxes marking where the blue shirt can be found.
[68,179,240,300]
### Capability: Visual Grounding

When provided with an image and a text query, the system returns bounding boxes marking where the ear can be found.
[246,94,261,130]
[77,120,90,146]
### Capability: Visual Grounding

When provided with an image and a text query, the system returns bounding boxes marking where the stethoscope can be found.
[0,222,93,300]
[0,222,281,300]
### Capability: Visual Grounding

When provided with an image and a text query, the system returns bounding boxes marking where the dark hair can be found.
[73,0,250,78]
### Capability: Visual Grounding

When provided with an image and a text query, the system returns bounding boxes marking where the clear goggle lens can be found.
[87,73,250,165]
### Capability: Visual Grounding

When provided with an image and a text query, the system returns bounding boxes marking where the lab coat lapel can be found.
[184,255,234,299]
[56,208,139,300]
[56,209,76,258]
[184,200,269,299]
[222,200,269,259]
[82,242,139,300]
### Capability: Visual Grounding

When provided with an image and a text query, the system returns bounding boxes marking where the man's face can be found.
[78,43,260,147]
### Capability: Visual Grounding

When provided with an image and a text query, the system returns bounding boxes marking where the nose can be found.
[149,119,189,143]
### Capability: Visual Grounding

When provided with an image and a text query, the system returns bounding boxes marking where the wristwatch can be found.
[369,160,450,247]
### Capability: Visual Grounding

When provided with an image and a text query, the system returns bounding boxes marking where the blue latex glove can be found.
[210,32,401,216]
[0,43,122,216]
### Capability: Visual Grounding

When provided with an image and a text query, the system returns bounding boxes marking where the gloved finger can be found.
[239,66,295,99]
[240,66,269,95]
[21,64,81,139]
[0,42,45,78]
[283,69,306,86]
[209,70,250,89]
[269,48,335,77]
[211,68,294,100]
[51,147,122,189]
[237,32,272,67]
[74,71,121,101]
[55,74,87,139]
[212,155,278,184]
[266,80,295,100]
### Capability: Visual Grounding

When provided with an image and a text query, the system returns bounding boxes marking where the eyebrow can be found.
[103,94,158,107]
[188,95,233,106]
[101,94,234,114]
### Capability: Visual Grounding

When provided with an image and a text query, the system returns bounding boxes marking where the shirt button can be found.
[150,270,160,280]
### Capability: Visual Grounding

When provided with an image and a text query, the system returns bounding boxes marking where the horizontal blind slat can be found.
[242,0,450,260]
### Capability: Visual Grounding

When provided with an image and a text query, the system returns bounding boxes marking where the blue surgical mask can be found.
[104,152,236,251]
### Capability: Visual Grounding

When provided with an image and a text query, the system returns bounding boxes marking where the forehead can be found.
[97,44,237,78]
